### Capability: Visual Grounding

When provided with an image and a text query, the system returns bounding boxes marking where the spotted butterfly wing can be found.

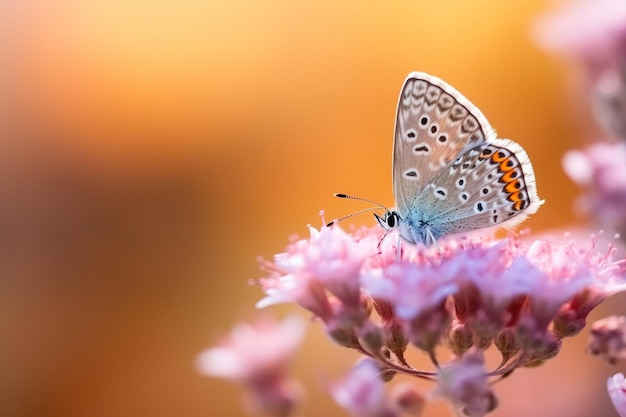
[391,72,543,245]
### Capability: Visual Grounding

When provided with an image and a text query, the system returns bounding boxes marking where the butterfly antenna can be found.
[333,193,390,210]
[327,206,384,227]
[327,193,391,227]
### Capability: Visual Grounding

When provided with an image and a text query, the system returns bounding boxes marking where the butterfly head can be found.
[375,210,436,246]
[330,194,441,250]
[374,210,400,232]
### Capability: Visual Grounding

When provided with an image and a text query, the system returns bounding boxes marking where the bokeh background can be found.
[0,0,623,416]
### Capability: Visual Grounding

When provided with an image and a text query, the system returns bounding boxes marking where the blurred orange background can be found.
[0,0,622,416]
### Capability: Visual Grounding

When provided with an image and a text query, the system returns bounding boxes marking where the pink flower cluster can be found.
[534,0,626,141]
[533,0,626,75]
[536,1,626,242]
[197,315,306,417]
[534,4,626,415]
[253,224,626,416]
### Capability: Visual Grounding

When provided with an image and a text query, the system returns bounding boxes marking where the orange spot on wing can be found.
[505,180,521,193]
[491,151,507,163]
[501,170,518,183]
[499,158,514,172]
[507,191,521,203]
[507,191,528,211]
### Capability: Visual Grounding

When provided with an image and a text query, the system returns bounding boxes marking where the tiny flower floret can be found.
[608,373,626,417]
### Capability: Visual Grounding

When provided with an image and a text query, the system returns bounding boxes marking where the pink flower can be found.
[552,235,626,337]
[362,250,459,352]
[533,0,626,73]
[363,262,458,322]
[256,270,334,322]
[521,239,596,328]
[251,222,626,412]
[330,359,391,417]
[534,1,626,139]
[563,143,626,237]
[450,241,538,341]
[588,315,626,364]
[593,68,626,140]
[257,225,373,322]
[434,350,495,417]
[608,373,626,417]
[197,315,306,417]
[330,359,407,417]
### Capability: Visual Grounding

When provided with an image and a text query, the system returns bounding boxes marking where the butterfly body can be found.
[375,72,543,246]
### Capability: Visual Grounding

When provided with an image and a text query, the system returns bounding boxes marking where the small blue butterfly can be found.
[331,72,543,246]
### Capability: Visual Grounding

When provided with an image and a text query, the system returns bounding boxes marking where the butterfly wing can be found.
[412,139,543,239]
[392,72,494,215]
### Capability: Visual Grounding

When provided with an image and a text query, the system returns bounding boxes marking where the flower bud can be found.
[523,332,562,366]
[384,318,409,359]
[358,320,385,354]
[326,320,360,349]
[533,333,563,361]
[494,328,520,363]
[407,304,451,353]
[445,321,474,357]
[553,306,587,338]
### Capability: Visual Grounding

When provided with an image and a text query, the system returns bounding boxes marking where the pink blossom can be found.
[593,68,626,140]
[257,225,373,322]
[255,270,334,322]
[533,0,626,73]
[297,225,372,307]
[450,241,539,340]
[534,1,626,140]
[250,223,626,412]
[362,262,458,321]
[434,350,495,417]
[552,236,626,337]
[521,239,596,329]
[330,359,398,417]
[588,315,626,364]
[197,315,306,417]
[197,315,306,380]
[362,258,458,352]
[563,143,626,237]
[608,373,626,417]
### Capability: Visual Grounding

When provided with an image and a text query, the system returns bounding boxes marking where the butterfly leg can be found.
[426,228,442,255]
[376,229,390,254]
[395,233,403,262]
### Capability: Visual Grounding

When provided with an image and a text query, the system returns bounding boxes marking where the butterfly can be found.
[331,72,543,246]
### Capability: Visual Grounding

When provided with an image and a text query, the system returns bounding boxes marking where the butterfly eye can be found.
[386,212,399,228]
